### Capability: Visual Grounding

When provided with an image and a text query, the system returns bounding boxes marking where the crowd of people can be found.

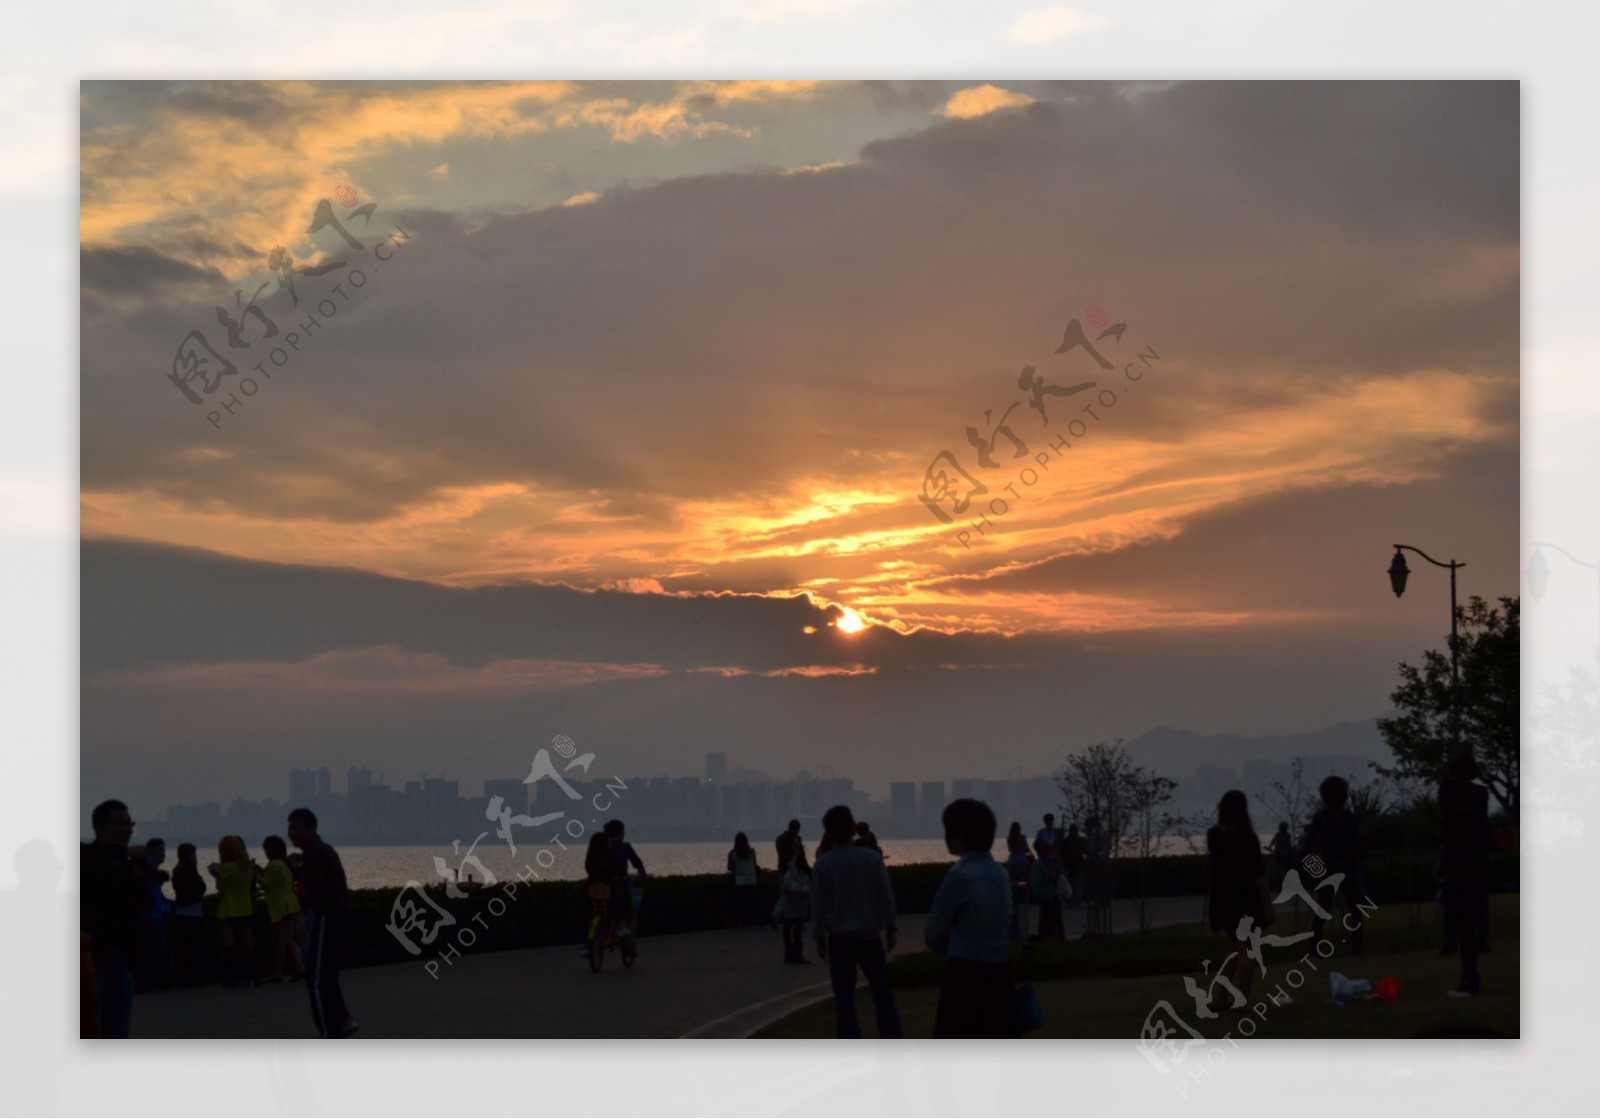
[1206,762,1494,1005]
[738,757,1495,1034]
[729,802,1092,1037]
[82,751,1497,1039]
[80,800,358,1039]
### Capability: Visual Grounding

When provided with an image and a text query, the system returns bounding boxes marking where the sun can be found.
[835,607,865,633]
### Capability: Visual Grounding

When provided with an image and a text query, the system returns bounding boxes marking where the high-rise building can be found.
[647,776,674,827]
[771,782,796,826]
[402,781,426,836]
[721,784,743,828]
[986,779,1016,827]
[890,782,916,822]
[289,768,317,804]
[706,752,728,784]
[423,778,459,838]
[797,777,821,819]
[347,766,373,795]
[316,767,332,799]
[745,782,773,831]
[166,801,224,836]
[817,777,853,816]
[951,778,981,802]
[483,778,528,817]
[920,781,947,823]
[670,776,698,828]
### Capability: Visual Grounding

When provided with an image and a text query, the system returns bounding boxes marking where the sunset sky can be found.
[79,80,1520,815]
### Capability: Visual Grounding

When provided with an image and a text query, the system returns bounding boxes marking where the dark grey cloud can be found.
[81,81,1519,525]
[80,244,234,304]
[81,538,1432,813]
[82,537,856,675]
[931,441,1520,617]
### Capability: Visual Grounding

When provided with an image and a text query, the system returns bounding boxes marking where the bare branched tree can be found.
[1058,739,1177,936]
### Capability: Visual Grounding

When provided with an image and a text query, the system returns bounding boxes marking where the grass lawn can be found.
[754,893,1518,1039]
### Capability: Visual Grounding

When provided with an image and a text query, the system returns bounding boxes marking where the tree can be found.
[1126,771,1178,934]
[1057,738,1177,936]
[1058,739,1137,854]
[1377,595,1520,821]
[1345,774,1388,823]
[1058,739,1136,938]
[1371,762,1433,927]
[1253,757,1317,847]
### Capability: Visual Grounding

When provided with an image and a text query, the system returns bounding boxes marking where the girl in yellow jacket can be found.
[260,835,304,982]
[208,835,258,987]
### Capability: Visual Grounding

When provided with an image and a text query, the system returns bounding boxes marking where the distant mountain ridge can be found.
[1121,715,1398,778]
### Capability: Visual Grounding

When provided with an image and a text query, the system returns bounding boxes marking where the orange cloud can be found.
[80,80,829,270]
[80,362,1511,637]
[90,645,670,694]
[943,85,1035,120]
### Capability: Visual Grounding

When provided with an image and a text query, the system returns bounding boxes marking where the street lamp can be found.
[1387,544,1467,759]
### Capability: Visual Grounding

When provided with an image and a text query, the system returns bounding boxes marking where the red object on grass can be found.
[1373,976,1399,1002]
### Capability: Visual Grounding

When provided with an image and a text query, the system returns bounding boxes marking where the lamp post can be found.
[1387,544,1467,759]
[1526,541,1600,657]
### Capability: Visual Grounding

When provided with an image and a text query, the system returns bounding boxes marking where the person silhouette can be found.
[1303,776,1366,956]
[80,800,148,1038]
[811,805,902,1038]
[137,837,173,991]
[926,799,1017,1037]
[1004,823,1033,941]
[1205,790,1273,1010]
[1030,838,1064,940]
[1439,753,1492,997]
[1061,824,1086,908]
[261,835,304,983]
[288,807,358,1038]
[727,832,761,928]
[170,842,210,987]
[603,820,646,963]
[1035,813,1063,851]
[778,846,813,965]
[209,835,257,987]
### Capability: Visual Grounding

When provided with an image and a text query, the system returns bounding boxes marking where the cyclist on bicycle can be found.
[603,819,646,962]
[582,833,614,963]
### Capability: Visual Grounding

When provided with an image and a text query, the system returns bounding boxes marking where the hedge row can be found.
[190,851,1516,972]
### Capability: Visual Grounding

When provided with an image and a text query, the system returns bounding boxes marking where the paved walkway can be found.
[132,895,1211,1039]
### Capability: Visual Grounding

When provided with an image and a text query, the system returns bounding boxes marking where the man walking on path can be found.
[288,808,359,1038]
[811,804,902,1039]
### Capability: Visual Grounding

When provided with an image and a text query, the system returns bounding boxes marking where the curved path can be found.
[131,895,1209,1039]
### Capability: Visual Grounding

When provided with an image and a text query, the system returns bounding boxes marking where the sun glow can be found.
[835,608,865,633]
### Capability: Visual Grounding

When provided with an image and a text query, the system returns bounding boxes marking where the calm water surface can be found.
[327,835,1228,890]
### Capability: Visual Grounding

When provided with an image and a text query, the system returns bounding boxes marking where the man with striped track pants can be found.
[287,807,359,1039]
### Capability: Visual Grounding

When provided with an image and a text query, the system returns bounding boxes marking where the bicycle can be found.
[584,881,643,972]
